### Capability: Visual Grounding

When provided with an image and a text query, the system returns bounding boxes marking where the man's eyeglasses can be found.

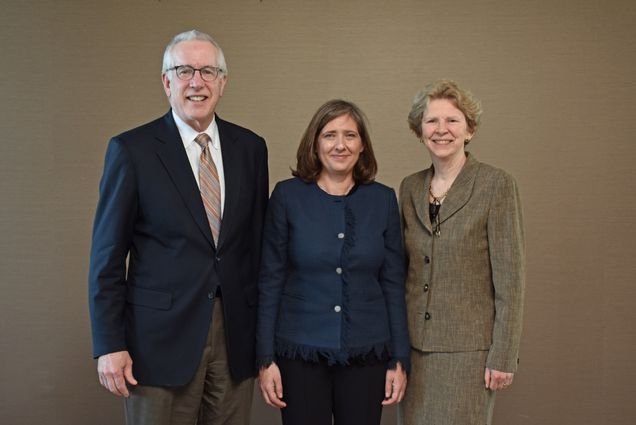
[166,65,224,82]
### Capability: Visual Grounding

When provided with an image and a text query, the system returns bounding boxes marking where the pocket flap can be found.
[127,286,172,310]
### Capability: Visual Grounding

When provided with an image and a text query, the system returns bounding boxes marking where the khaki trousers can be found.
[124,298,254,425]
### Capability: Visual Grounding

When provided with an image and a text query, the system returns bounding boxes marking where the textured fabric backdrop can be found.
[1,1,635,424]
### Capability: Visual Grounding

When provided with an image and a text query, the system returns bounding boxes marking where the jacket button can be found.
[334,305,342,313]
[424,312,431,320]
[337,233,345,239]
[423,284,429,292]
[215,256,221,262]
[336,267,342,274]
[424,256,430,264]
[207,292,214,300]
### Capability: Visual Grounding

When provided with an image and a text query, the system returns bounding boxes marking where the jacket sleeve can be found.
[486,173,526,372]
[381,189,411,373]
[250,138,269,281]
[255,183,287,368]
[88,137,137,358]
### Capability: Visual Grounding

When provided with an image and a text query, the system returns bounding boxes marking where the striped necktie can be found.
[194,133,221,245]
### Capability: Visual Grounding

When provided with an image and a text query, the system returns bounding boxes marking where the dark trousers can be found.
[277,356,387,425]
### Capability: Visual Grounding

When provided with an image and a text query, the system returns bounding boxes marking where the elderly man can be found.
[89,30,268,425]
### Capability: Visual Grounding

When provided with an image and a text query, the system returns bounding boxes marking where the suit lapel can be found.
[438,153,479,224]
[411,169,433,233]
[154,112,216,249]
[216,117,242,251]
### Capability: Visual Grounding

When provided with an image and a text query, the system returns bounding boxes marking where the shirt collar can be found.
[172,111,220,150]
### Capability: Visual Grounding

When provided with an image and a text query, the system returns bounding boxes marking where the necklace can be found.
[428,183,450,205]
[428,182,451,237]
[318,181,355,196]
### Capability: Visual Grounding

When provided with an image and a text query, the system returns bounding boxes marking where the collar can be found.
[172,111,220,150]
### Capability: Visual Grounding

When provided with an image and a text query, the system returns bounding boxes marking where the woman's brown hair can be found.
[292,99,377,184]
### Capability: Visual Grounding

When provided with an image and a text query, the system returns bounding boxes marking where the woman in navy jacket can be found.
[257,100,410,425]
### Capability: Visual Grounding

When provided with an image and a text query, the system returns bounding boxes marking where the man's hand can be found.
[97,351,138,397]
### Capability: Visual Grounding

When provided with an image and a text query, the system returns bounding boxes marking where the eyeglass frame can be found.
[165,65,225,82]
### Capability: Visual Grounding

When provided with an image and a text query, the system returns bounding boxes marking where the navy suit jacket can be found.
[256,178,410,371]
[89,111,268,385]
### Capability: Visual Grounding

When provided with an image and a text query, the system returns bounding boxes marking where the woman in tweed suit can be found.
[398,80,525,425]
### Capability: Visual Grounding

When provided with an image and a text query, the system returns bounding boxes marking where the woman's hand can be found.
[258,363,287,408]
[382,362,407,405]
[484,367,514,391]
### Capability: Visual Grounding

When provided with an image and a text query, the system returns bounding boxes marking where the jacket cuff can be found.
[486,351,520,373]
[388,357,411,375]
[256,355,276,370]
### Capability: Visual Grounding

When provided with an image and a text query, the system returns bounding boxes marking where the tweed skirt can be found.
[398,349,495,425]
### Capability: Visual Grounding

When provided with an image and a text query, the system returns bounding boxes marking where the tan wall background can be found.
[2,0,635,424]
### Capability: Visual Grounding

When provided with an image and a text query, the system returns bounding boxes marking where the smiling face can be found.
[317,114,364,180]
[421,98,474,161]
[162,40,227,132]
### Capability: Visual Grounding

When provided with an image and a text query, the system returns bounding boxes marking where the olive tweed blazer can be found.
[399,153,525,372]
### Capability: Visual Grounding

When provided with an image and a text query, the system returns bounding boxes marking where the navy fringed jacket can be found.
[256,177,410,372]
